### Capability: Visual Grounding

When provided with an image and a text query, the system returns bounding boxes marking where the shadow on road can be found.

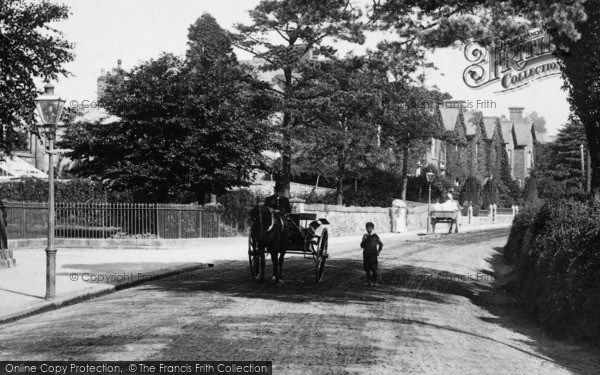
[61,257,485,307]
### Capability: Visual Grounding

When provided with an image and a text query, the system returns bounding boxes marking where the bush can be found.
[523,177,539,207]
[110,231,159,239]
[481,178,498,208]
[297,190,337,205]
[344,169,401,207]
[0,177,108,203]
[503,199,600,344]
[217,189,260,235]
[459,175,480,216]
[503,205,538,265]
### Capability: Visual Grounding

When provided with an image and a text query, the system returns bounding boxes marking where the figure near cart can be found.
[265,182,291,214]
[360,222,383,286]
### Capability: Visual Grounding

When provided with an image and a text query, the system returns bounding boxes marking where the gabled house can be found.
[422,100,536,191]
[426,100,467,177]
[500,107,536,186]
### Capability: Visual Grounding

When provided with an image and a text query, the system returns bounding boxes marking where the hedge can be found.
[459,175,481,216]
[503,199,600,345]
[0,177,108,203]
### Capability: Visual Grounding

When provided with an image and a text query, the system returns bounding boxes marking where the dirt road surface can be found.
[1,229,599,374]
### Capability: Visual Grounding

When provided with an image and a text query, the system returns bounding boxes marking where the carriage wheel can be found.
[248,236,265,283]
[315,229,328,283]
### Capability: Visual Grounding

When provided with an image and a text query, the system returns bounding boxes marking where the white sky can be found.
[51,0,570,136]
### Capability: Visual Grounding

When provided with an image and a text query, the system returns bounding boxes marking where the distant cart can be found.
[248,212,330,283]
[430,210,460,234]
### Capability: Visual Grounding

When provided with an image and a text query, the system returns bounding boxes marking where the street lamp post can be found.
[426,172,435,234]
[416,161,422,202]
[34,83,65,300]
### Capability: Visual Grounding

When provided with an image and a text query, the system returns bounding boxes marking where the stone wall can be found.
[406,204,429,232]
[302,204,392,237]
[300,203,432,237]
[296,202,513,237]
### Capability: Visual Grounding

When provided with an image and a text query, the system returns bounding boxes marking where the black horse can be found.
[249,204,290,283]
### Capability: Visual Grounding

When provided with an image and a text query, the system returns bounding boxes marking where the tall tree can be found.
[295,56,381,205]
[370,0,600,198]
[525,111,547,134]
[379,82,448,200]
[548,119,587,196]
[233,0,365,197]
[61,14,275,203]
[0,0,73,155]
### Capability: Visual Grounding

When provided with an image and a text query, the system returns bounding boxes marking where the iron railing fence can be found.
[2,201,241,240]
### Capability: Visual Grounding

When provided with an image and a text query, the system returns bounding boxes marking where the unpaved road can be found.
[1,229,599,374]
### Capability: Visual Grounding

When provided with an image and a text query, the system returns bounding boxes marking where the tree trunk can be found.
[401,146,410,201]
[281,112,292,198]
[587,147,592,195]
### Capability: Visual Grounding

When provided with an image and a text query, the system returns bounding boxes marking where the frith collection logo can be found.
[462,29,561,93]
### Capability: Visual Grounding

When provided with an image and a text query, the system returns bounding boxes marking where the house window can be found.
[527,150,532,170]
[444,145,447,165]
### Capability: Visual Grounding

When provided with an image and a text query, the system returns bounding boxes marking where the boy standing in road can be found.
[360,222,383,286]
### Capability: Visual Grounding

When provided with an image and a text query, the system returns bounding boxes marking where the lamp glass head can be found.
[34,83,65,138]
[426,172,435,183]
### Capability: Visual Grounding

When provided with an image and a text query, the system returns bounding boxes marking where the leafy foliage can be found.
[294,56,381,204]
[481,178,498,209]
[0,0,74,155]
[233,0,365,197]
[371,0,598,196]
[60,14,276,203]
[0,178,107,203]
[504,200,600,344]
[379,80,449,200]
[525,111,547,134]
[530,119,587,201]
[459,175,480,215]
[522,177,539,206]
[553,2,600,198]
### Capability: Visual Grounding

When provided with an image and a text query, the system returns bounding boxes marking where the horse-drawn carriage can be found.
[248,208,330,283]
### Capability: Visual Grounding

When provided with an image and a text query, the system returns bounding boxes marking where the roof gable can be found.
[439,107,460,132]
[513,121,534,146]
[500,120,514,145]
[482,117,499,140]
[463,111,485,141]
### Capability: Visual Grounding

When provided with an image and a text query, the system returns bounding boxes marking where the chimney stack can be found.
[509,107,524,122]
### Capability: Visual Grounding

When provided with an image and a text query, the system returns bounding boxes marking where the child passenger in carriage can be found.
[360,222,383,286]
